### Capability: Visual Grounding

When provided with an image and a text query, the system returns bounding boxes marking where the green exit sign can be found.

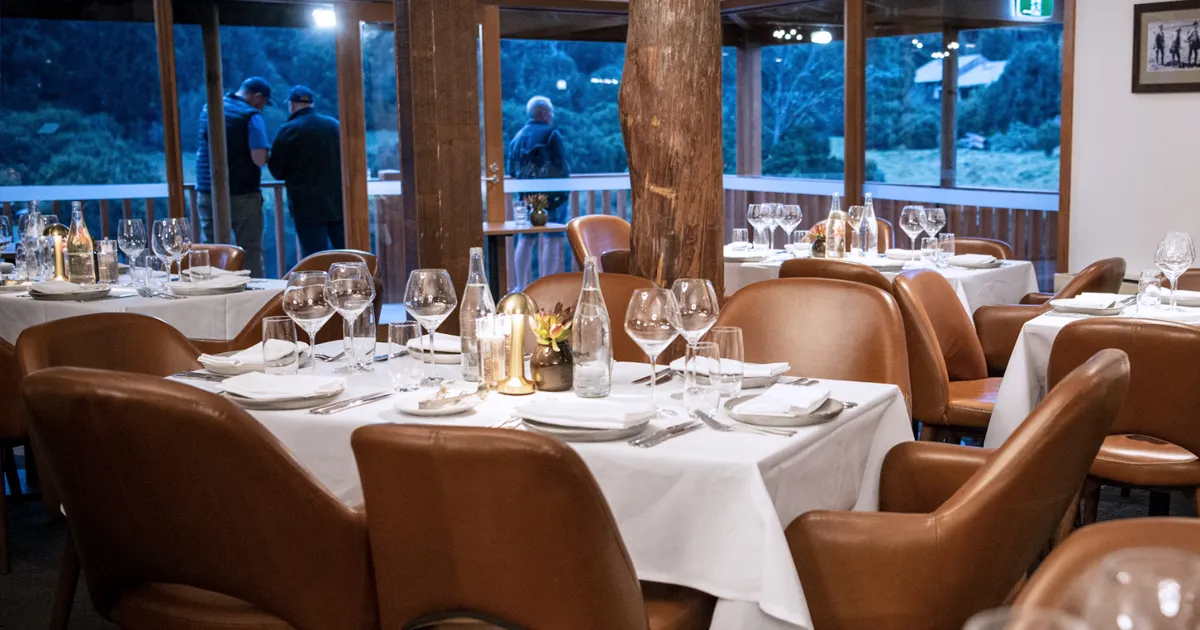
[1013,0,1053,19]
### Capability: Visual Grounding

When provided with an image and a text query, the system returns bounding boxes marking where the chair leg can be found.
[1053,485,1083,548]
[1149,491,1171,516]
[918,424,939,441]
[50,534,79,630]
[1081,478,1101,526]
[1,444,19,497]
[24,442,39,491]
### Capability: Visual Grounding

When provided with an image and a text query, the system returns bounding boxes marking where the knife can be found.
[632,367,672,385]
[170,371,229,382]
[629,420,701,448]
[309,391,394,415]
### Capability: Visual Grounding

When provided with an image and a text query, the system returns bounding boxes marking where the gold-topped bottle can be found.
[66,201,96,283]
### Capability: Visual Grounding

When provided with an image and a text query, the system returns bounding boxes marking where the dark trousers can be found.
[295,220,345,258]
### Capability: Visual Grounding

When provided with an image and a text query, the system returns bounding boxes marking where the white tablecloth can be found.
[725,256,1039,315]
[983,307,1200,448]
[0,279,284,343]
[182,353,913,630]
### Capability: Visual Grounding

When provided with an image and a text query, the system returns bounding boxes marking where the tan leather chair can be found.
[288,249,378,277]
[1165,268,1200,291]
[523,272,656,363]
[22,368,377,630]
[875,218,895,254]
[1048,319,1200,522]
[180,244,245,272]
[974,257,1127,376]
[0,337,26,574]
[779,258,892,293]
[600,248,631,274]
[714,278,911,402]
[894,270,1001,441]
[1018,518,1200,614]
[351,423,714,630]
[786,349,1130,630]
[17,313,201,378]
[567,215,630,266]
[953,237,1014,260]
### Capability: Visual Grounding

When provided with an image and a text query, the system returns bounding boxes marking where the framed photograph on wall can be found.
[1134,0,1200,92]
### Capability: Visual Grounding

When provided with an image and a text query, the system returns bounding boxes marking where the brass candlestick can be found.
[496,292,538,395]
[43,223,69,282]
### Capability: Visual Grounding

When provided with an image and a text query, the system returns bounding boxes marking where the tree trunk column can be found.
[620,0,724,296]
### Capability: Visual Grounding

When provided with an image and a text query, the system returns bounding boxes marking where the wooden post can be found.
[620,0,724,295]
[736,42,763,176]
[843,0,866,206]
[940,27,959,189]
[152,0,185,219]
[394,0,486,333]
[336,4,371,251]
[1058,0,1076,274]
[202,3,233,244]
[481,5,508,224]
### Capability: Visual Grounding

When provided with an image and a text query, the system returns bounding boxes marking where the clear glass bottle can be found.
[571,256,612,398]
[20,201,42,280]
[862,192,879,257]
[826,193,848,259]
[66,201,96,284]
[459,247,496,382]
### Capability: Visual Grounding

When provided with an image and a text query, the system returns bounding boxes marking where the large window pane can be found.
[866,33,942,185]
[955,25,1062,191]
[761,42,845,179]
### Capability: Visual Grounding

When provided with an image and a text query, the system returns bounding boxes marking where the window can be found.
[761,41,845,179]
[865,33,942,185]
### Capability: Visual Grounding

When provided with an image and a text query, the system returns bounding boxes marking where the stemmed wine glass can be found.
[151,219,184,283]
[403,269,457,386]
[324,262,376,373]
[746,204,768,250]
[671,278,719,348]
[117,219,146,278]
[777,205,802,253]
[1156,232,1196,311]
[0,216,11,252]
[173,219,193,278]
[762,203,781,249]
[624,288,682,417]
[923,207,946,241]
[846,206,865,257]
[1080,548,1200,630]
[282,271,335,373]
[898,205,927,265]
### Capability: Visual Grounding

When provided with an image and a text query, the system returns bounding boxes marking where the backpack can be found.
[516,129,569,209]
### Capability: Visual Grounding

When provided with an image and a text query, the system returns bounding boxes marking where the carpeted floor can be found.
[1,459,1196,628]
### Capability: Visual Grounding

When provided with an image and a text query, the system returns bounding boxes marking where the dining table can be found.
[724,251,1040,315]
[175,350,914,630]
[983,305,1200,448]
[0,278,285,344]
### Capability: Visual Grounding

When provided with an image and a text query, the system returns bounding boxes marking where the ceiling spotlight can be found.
[311,8,336,28]
[811,30,833,45]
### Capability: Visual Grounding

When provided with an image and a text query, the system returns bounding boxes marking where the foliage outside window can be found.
[761,42,845,179]
[866,33,942,185]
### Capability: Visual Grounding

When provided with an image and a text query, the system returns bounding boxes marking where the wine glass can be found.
[746,204,767,250]
[1081,548,1200,630]
[923,207,946,240]
[324,262,376,373]
[151,219,183,279]
[899,205,927,264]
[173,218,193,278]
[965,607,1090,630]
[762,203,781,249]
[777,205,803,252]
[0,216,11,251]
[1155,232,1196,311]
[671,278,719,347]
[282,271,335,373]
[117,219,147,276]
[624,288,681,416]
[846,205,866,257]
[403,269,457,386]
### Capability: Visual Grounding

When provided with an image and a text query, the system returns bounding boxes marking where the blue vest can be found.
[196,94,262,195]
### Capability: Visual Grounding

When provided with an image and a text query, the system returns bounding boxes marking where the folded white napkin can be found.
[168,275,249,294]
[1161,289,1200,302]
[515,399,656,430]
[406,332,462,354]
[668,356,790,379]
[885,249,921,261]
[948,254,997,267]
[199,340,310,368]
[218,372,344,401]
[30,281,90,295]
[733,383,832,417]
[183,267,252,278]
[1066,293,1130,309]
[853,256,905,269]
[724,245,774,261]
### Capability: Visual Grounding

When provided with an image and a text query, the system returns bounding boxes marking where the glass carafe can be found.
[459,247,496,382]
[571,256,612,398]
[66,202,96,284]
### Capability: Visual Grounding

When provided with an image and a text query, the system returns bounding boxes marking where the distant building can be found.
[914,54,1008,98]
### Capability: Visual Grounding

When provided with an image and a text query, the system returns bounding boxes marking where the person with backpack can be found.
[507,96,571,290]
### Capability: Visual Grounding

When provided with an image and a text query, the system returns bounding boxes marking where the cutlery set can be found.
[309,391,394,415]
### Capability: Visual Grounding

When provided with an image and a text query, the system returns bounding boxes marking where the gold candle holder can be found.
[43,223,69,282]
[496,292,538,395]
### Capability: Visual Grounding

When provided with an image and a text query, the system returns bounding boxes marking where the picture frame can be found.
[1133,0,1200,93]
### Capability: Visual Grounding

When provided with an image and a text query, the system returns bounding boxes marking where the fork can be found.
[693,411,794,437]
[136,287,184,300]
[315,351,346,362]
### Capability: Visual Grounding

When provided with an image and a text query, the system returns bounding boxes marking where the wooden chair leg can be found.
[1081,478,1102,526]
[1053,485,1084,548]
[918,424,938,441]
[50,534,80,630]
[1149,490,1171,516]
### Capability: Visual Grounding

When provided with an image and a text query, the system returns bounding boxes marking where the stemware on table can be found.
[777,204,803,251]
[1155,231,1196,311]
[0,216,10,251]
[846,205,866,257]
[117,219,147,278]
[325,262,376,373]
[344,307,377,371]
[1080,548,1200,630]
[282,270,335,373]
[898,205,927,264]
[762,203,781,249]
[747,204,768,250]
[624,287,682,417]
[403,268,457,386]
[671,278,719,348]
[923,207,946,240]
[151,219,185,279]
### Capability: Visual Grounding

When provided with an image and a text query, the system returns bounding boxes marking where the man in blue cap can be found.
[268,85,344,257]
[195,76,272,277]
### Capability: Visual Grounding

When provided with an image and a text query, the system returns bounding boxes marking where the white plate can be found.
[395,395,483,417]
[169,282,248,296]
[30,286,112,301]
[408,349,462,365]
[521,417,651,442]
[221,386,343,410]
[725,395,845,428]
[1049,299,1127,317]
[950,261,1003,270]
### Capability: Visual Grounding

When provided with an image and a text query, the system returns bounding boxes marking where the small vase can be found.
[811,237,827,258]
[531,341,573,392]
[529,206,549,227]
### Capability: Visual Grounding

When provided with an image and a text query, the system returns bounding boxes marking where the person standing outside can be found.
[195,76,271,277]
[268,86,344,257]
[507,95,571,291]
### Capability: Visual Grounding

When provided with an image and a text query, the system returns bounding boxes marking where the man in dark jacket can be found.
[507,95,571,290]
[268,86,344,257]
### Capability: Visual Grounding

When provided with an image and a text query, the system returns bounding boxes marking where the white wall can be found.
[1071,0,1200,274]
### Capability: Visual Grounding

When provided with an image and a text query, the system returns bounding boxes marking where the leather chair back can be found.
[893,270,988,423]
[523,272,656,362]
[1048,319,1200,457]
[953,237,1013,260]
[0,338,23,441]
[1018,518,1200,614]
[875,218,895,253]
[1056,257,1126,299]
[600,249,631,274]
[779,258,892,293]
[352,424,647,630]
[288,249,378,277]
[180,244,245,272]
[21,368,377,630]
[567,215,631,266]
[714,278,911,401]
[1166,268,1200,291]
[17,313,200,377]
